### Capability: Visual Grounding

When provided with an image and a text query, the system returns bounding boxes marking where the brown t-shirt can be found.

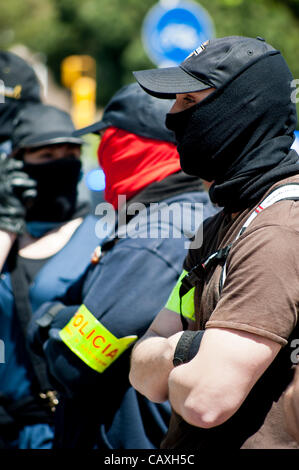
[162,175,299,450]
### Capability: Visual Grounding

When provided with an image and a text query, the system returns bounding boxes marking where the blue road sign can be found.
[292,130,299,154]
[142,0,215,66]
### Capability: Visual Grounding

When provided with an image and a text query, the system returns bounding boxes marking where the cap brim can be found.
[133,66,210,99]
[73,120,111,137]
[24,136,84,148]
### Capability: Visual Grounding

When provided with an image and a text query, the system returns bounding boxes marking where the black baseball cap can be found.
[12,103,83,151]
[133,36,279,99]
[0,51,41,102]
[0,51,41,142]
[74,83,176,143]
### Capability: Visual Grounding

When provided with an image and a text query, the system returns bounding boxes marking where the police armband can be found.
[165,270,195,321]
[59,305,138,373]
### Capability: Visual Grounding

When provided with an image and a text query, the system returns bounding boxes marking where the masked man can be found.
[0,103,98,448]
[28,83,217,449]
[130,36,299,449]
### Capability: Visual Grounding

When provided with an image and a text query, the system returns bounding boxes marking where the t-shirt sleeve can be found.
[205,225,299,345]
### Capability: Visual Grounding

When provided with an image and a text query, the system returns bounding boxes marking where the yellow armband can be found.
[59,305,138,373]
[165,270,195,321]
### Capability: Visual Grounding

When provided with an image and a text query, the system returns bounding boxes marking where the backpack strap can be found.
[9,256,53,395]
[178,245,232,330]
[220,183,299,289]
[179,183,299,329]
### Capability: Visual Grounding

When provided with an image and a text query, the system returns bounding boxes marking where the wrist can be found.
[0,229,17,241]
[173,330,205,367]
[0,230,17,272]
[162,338,177,372]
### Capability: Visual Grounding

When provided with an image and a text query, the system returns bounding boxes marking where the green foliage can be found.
[0,0,299,124]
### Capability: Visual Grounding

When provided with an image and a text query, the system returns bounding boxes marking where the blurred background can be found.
[1,0,299,199]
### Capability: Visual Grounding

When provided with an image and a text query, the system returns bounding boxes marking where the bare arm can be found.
[168,327,281,428]
[0,230,16,272]
[129,308,189,403]
[283,365,299,443]
[130,311,281,428]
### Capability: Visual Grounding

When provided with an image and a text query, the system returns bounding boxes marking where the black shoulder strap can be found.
[178,183,299,330]
[9,251,52,394]
[178,244,232,330]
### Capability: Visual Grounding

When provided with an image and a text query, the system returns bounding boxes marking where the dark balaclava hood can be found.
[166,53,299,212]
[23,157,82,222]
[10,103,84,223]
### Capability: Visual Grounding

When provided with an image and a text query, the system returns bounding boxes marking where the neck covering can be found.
[166,53,299,212]
[97,126,181,209]
[23,157,82,222]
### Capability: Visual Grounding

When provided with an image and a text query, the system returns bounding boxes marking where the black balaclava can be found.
[166,53,299,212]
[23,157,82,222]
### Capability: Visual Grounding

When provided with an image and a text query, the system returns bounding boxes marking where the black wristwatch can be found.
[173,330,205,367]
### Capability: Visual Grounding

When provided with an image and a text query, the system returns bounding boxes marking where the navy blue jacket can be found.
[0,215,99,448]
[29,192,218,449]
[0,215,99,401]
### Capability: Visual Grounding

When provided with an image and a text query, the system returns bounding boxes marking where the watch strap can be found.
[173,330,204,367]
